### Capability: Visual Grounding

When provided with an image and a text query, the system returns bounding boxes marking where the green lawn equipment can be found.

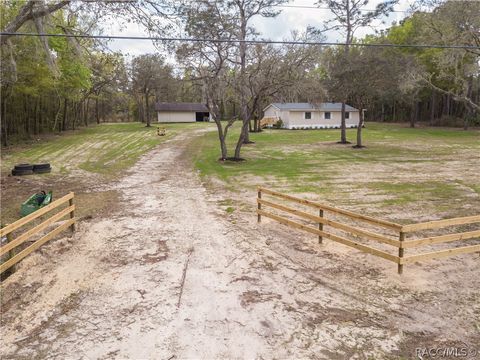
[20,191,53,217]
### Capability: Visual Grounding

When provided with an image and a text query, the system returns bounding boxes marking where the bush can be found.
[273,119,283,129]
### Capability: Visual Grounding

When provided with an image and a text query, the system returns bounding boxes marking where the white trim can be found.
[263,104,280,112]
[287,124,358,130]
[264,103,359,112]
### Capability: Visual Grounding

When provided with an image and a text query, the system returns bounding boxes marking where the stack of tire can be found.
[11,163,51,176]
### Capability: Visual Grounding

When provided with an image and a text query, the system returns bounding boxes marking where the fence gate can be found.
[1,192,76,275]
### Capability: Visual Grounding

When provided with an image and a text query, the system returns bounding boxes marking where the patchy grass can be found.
[1,122,207,177]
[0,122,211,224]
[366,181,464,206]
[190,122,480,218]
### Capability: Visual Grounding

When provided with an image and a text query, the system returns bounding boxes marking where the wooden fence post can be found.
[318,209,324,244]
[398,232,405,274]
[257,189,262,223]
[6,230,15,275]
[69,195,75,232]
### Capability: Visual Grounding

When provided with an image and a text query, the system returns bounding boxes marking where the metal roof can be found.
[269,102,358,111]
[155,102,209,112]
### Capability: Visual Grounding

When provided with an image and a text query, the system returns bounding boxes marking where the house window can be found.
[304,112,312,120]
[324,112,331,120]
[345,112,350,119]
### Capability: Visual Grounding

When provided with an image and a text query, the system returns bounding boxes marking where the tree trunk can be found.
[101,100,105,122]
[339,102,347,143]
[392,100,396,122]
[145,92,151,127]
[464,78,474,130]
[85,98,90,126]
[410,101,418,128]
[381,103,385,122]
[446,94,451,116]
[62,97,68,132]
[24,94,30,135]
[33,97,39,135]
[72,102,77,130]
[214,120,228,160]
[430,92,436,125]
[95,97,100,124]
[0,1,70,46]
[52,97,62,132]
[234,120,249,159]
[1,94,8,147]
[464,108,471,130]
[354,108,365,148]
[339,4,351,144]
[239,9,250,147]
[254,118,260,132]
[38,97,43,134]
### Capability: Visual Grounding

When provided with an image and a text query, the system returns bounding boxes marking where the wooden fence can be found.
[1,192,76,275]
[257,187,480,274]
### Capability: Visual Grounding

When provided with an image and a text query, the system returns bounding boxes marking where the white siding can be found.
[264,105,279,117]
[157,111,196,123]
[285,110,359,129]
[263,106,290,127]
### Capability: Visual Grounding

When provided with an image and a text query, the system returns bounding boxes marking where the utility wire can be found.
[1,32,479,50]
[275,4,410,13]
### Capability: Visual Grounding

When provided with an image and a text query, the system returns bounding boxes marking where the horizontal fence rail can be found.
[257,187,480,274]
[1,192,76,275]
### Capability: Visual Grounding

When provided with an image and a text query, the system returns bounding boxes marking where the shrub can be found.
[273,119,284,129]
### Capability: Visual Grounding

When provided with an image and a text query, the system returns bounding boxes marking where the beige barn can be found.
[263,103,360,129]
[156,103,210,123]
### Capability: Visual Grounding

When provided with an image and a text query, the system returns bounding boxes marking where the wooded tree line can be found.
[1,0,479,158]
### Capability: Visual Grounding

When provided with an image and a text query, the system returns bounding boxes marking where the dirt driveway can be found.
[1,129,479,359]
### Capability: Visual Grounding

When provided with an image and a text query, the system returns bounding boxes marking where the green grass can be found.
[0,121,212,225]
[2,121,479,221]
[1,122,210,177]
[189,122,480,214]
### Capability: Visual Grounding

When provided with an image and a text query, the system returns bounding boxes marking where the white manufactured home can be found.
[263,103,360,129]
[155,103,210,123]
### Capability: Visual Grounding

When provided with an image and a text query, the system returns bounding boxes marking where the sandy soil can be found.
[1,129,479,359]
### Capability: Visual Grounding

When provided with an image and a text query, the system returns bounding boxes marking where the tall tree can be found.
[230,0,288,159]
[244,30,325,132]
[316,0,398,143]
[131,54,172,127]
[414,1,480,129]
[177,0,238,160]
[0,0,70,46]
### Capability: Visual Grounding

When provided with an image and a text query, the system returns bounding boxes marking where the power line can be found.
[275,4,410,13]
[2,32,479,50]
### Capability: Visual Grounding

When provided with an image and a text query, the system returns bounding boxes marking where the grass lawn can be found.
[190,122,480,222]
[1,122,211,224]
[1,122,208,177]
[2,121,478,224]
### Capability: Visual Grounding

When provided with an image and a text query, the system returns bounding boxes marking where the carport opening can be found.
[196,112,209,122]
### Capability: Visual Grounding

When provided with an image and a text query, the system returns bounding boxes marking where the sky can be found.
[104,0,414,58]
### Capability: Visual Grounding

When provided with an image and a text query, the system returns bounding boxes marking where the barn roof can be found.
[269,102,358,111]
[155,102,209,112]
